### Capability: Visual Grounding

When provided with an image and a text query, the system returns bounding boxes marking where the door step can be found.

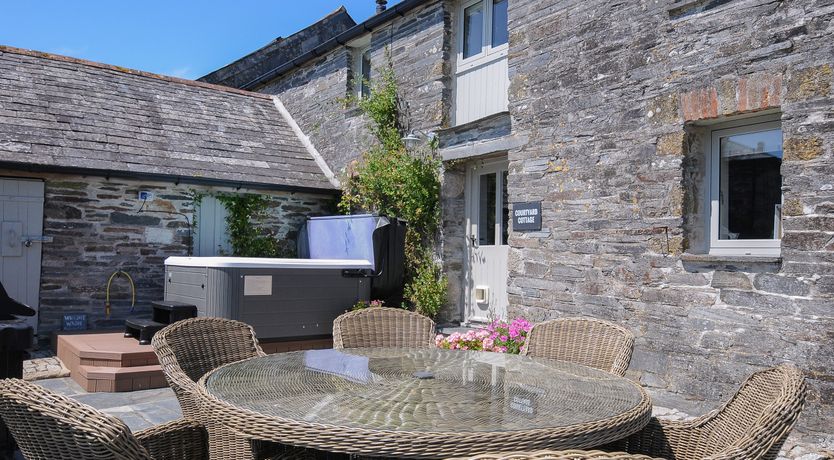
[76,364,166,392]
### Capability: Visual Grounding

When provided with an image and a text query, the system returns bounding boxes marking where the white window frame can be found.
[707,115,783,257]
[351,46,371,98]
[456,0,508,73]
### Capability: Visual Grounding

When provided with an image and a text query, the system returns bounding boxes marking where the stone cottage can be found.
[0,46,339,337]
[201,0,834,454]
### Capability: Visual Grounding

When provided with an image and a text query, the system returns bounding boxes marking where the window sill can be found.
[680,253,782,265]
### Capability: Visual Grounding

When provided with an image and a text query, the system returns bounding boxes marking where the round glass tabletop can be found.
[204,347,648,433]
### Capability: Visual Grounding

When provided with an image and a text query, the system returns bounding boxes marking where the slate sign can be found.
[62,313,87,331]
[512,201,542,231]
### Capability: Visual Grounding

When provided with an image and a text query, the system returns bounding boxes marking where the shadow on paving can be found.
[35,377,181,432]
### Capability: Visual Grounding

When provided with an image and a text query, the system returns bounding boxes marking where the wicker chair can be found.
[0,378,207,460]
[521,318,634,376]
[151,317,270,459]
[332,307,435,349]
[616,364,806,460]
[446,450,663,460]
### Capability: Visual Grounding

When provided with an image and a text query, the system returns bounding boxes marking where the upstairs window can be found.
[491,0,508,47]
[352,46,371,98]
[454,0,510,125]
[708,115,783,256]
[458,0,508,66]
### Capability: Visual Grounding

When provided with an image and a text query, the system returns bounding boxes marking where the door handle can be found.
[469,234,478,248]
[22,235,53,247]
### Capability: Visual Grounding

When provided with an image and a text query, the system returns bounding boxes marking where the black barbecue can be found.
[0,280,35,458]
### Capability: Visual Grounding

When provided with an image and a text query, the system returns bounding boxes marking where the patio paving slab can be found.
[34,377,180,432]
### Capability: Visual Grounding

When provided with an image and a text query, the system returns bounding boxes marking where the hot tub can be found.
[163,257,372,340]
[163,214,405,341]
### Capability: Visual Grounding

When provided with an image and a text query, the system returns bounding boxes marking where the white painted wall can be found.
[455,56,509,125]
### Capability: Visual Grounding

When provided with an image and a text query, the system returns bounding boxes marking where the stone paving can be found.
[36,377,181,432]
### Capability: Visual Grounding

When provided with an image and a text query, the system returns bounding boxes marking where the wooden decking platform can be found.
[57,333,165,392]
[56,332,333,392]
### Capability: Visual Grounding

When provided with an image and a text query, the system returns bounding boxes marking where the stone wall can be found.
[0,170,334,337]
[259,0,452,175]
[506,0,833,450]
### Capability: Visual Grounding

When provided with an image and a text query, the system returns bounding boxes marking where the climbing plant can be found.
[216,193,292,258]
[190,190,291,258]
[339,53,447,318]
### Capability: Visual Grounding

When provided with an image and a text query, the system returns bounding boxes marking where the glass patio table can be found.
[197,348,652,459]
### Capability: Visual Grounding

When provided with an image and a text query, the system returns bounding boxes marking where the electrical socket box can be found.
[138,191,154,201]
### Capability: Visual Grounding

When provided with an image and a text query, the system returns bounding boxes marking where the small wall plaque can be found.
[512,201,542,231]
[243,275,273,296]
[62,313,87,331]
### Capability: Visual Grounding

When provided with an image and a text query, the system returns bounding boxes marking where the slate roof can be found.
[205,0,426,91]
[200,7,356,88]
[0,46,337,192]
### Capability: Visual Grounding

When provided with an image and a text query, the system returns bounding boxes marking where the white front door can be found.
[0,178,45,332]
[465,159,509,324]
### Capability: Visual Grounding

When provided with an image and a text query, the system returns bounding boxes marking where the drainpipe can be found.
[376,0,387,14]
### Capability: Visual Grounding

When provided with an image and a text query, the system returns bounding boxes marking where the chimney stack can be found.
[376,0,388,14]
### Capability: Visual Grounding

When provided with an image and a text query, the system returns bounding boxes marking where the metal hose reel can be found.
[105,270,135,319]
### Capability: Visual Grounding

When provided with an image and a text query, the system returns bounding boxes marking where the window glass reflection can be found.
[718,128,782,240]
[463,2,484,59]
[492,0,508,47]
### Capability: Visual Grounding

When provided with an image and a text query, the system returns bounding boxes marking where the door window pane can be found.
[463,1,484,59]
[492,0,508,47]
[501,170,509,245]
[479,173,496,246]
[718,128,782,240]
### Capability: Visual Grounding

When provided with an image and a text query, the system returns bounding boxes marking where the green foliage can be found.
[339,53,447,317]
[351,299,386,311]
[215,193,290,258]
[346,60,404,152]
[405,252,448,318]
[339,147,441,251]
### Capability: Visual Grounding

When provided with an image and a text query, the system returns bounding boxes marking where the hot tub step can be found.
[124,318,165,345]
[76,364,166,392]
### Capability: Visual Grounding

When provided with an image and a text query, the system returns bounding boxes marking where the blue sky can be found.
[0,1,399,79]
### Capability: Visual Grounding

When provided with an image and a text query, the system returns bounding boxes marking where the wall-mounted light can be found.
[402,130,437,150]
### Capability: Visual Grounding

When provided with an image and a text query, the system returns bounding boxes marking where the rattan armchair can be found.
[151,317,270,459]
[521,317,634,376]
[0,378,207,460]
[447,450,663,460]
[152,317,266,419]
[616,364,806,460]
[333,307,435,349]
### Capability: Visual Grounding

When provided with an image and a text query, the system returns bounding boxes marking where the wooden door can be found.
[0,178,45,332]
[465,160,509,324]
